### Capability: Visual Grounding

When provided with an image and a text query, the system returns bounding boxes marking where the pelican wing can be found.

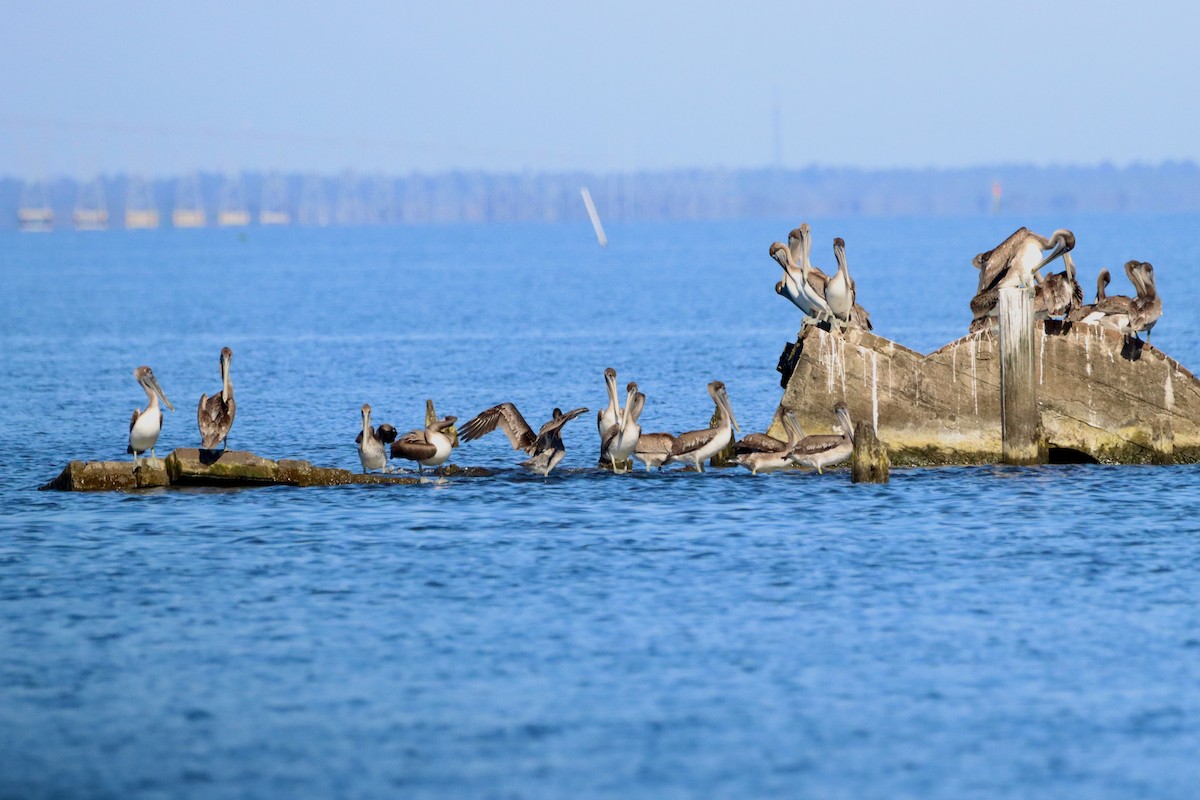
[636,432,674,456]
[198,393,236,449]
[600,423,621,455]
[735,432,789,455]
[460,403,535,452]
[850,302,873,331]
[791,434,844,458]
[538,406,589,438]
[670,427,717,457]
[805,268,829,295]
[129,408,140,433]
[391,429,437,461]
[1090,295,1135,316]
[975,227,1029,293]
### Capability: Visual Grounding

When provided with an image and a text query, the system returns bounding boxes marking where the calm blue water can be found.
[3,215,1200,799]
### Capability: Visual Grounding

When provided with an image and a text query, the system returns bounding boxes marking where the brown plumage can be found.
[788,403,854,474]
[460,403,589,475]
[197,346,236,450]
[1080,260,1141,334]
[1129,261,1162,341]
[735,405,800,455]
[1035,252,1084,319]
[634,432,675,470]
[459,403,537,453]
[1066,268,1111,322]
[390,416,457,472]
[970,228,1075,330]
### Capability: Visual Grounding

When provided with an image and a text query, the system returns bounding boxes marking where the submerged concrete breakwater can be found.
[776,320,1198,466]
[40,449,491,492]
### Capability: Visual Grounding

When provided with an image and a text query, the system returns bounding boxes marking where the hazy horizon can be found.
[2,1,1196,177]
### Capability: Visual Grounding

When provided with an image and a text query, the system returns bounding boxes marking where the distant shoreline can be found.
[4,163,1199,230]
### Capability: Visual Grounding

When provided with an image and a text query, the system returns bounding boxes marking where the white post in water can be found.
[998,286,1042,465]
[580,187,607,247]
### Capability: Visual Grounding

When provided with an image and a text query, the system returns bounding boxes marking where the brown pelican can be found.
[736,411,802,474]
[355,404,395,473]
[1081,260,1142,335]
[128,366,174,464]
[772,225,835,324]
[390,415,458,474]
[734,405,799,455]
[460,403,589,476]
[1129,261,1162,341]
[602,382,643,473]
[1034,252,1084,320]
[825,238,873,330]
[197,346,236,450]
[788,402,854,474]
[969,228,1075,330]
[666,381,739,472]
[1066,268,1111,322]
[596,367,620,467]
[634,433,675,470]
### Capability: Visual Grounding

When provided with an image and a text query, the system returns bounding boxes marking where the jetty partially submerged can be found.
[776,306,1196,466]
[40,449,489,492]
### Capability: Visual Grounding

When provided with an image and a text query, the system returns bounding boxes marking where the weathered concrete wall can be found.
[778,321,1200,466]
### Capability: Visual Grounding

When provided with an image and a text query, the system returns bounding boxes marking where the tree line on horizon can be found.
[2,163,1198,231]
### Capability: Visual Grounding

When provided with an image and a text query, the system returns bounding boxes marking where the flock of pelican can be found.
[967,227,1162,338]
[354,371,855,477]
[124,222,1164,478]
[769,222,873,330]
[127,347,236,465]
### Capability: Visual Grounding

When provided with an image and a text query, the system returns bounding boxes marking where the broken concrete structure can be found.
[776,321,1198,466]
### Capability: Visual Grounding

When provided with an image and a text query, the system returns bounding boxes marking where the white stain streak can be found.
[1038,329,1045,385]
[1165,367,1175,411]
[871,351,879,433]
[969,337,978,416]
[1084,334,1092,376]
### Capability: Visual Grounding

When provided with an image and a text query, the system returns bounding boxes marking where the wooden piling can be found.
[997,287,1043,465]
[851,421,890,483]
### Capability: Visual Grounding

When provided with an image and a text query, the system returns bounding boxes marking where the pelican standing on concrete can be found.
[197,346,236,451]
[355,404,395,473]
[460,403,589,476]
[1066,268,1111,322]
[1035,252,1084,320]
[788,402,854,474]
[1129,261,1163,341]
[128,366,175,464]
[969,228,1075,331]
[666,381,739,472]
[1081,260,1142,335]
[391,415,458,475]
[602,382,643,474]
[825,237,873,330]
[596,368,621,467]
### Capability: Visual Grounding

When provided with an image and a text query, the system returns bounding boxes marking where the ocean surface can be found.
[3,214,1200,799]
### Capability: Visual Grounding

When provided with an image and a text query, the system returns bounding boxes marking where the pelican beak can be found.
[722,389,740,433]
[1033,235,1074,275]
[150,375,174,411]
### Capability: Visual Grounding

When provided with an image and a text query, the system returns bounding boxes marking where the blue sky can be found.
[1,1,1195,176]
